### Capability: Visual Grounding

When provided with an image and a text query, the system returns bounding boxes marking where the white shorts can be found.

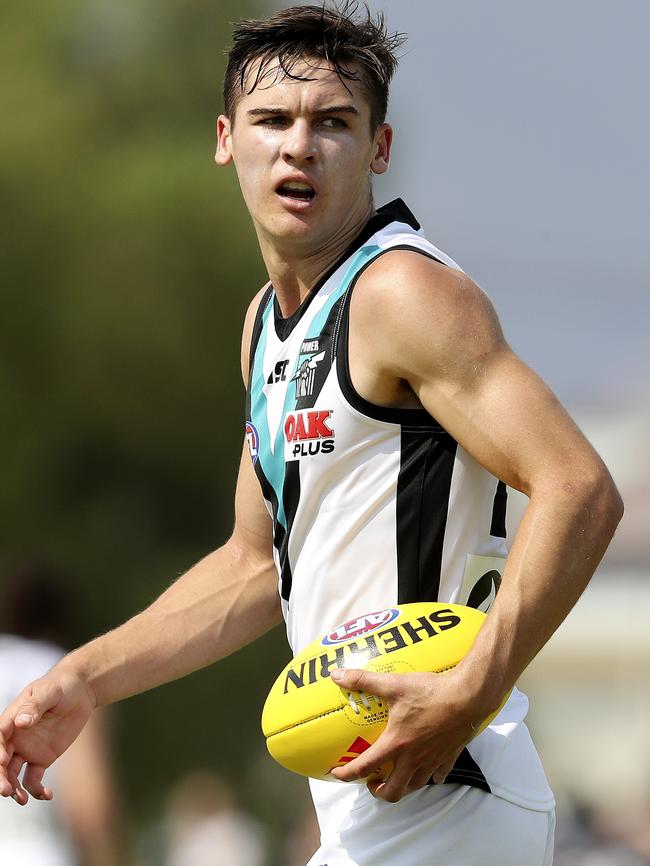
[306,783,555,866]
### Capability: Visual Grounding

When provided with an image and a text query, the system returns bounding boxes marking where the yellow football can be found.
[262,602,508,780]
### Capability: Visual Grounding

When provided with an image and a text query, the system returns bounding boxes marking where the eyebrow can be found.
[246,105,360,118]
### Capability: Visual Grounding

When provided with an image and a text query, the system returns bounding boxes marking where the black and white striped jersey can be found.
[246,199,554,812]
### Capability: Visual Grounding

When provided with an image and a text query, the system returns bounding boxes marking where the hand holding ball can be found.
[262,602,509,780]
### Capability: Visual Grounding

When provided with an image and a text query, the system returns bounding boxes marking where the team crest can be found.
[291,350,325,399]
[245,421,260,465]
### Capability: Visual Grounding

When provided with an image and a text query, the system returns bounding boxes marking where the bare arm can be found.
[331,252,623,798]
[377,255,623,694]
[0,287,279,803]
[75,283,278,705]
[66,442,279,708]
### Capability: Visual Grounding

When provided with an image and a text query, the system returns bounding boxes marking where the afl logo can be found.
[321,609,400,646]
[245,421,260,465]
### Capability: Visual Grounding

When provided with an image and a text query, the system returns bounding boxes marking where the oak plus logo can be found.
[284,409,335,459]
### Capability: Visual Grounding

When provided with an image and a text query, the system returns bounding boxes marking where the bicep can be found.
[417,347,602,495]
[368,255,605,494]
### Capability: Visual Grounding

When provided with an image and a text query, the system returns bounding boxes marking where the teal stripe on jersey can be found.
[304,244,380,342]
[250,295,289,529]
[250,243,381,527]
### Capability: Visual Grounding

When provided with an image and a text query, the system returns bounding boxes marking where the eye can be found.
[257,116,289,127]
[320,117,347,129]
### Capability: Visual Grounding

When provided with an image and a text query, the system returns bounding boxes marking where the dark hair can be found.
[223,2,406,131]
[1,563,73,648]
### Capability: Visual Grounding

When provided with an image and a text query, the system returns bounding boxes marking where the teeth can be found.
[282,182,312,191]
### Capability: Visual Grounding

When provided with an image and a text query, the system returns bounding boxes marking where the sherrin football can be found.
[262,602,508,780]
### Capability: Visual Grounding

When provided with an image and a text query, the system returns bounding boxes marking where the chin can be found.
[265,211,320,241]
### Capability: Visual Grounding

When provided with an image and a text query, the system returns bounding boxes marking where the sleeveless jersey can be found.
[246,199,554,818]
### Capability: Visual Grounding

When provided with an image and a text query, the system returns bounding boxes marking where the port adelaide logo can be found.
[292,349,326,399]
[322,609,400,646]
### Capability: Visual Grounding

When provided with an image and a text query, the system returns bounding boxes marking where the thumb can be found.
[331,667,401,700]
[13,680,59,728]
[14,709,38,728]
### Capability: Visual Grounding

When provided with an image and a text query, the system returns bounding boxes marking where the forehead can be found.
[237,57,371,116]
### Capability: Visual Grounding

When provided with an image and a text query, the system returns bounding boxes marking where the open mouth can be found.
[276,182,316,202]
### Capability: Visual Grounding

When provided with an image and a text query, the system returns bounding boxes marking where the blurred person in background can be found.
[0,565,122,866]
[135,770,267,866]
[552,796,650,866]
[285,805,321,866]
[0,4,623,865]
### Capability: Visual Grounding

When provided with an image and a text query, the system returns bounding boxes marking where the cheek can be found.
[238,162,271,202]
[327,140,374,181]
[327,157,373,195]
[233,137,274,188]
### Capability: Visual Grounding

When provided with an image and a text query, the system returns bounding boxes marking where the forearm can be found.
[60,539,281,707]
[462,472,623,710]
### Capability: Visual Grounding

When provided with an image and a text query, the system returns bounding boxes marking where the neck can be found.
[257,200,376,317]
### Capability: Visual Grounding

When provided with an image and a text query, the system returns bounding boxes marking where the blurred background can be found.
[1,0,647,863]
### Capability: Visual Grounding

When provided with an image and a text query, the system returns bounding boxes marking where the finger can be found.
[367,761,416,803]
[0,713,15,737]
[6,754,28,805]
[0,736,14,796]
[23,764,52,801]
[0,768,15,797]
[430,752,461,785]
[331,668,403,701]
[0,738,14,768]
[331,736,396,782]
[407,765,436,792]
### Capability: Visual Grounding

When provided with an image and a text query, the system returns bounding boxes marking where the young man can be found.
[0,5,622,864]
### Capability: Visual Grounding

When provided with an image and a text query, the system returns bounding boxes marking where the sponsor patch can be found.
[459,554,506,613]
[284,409,335,459]
[266,359,289,384]
[322,609,399,646]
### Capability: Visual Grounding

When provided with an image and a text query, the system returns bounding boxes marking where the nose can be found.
[280,119,317,164]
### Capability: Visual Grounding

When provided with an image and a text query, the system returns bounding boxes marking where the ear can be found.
[215,115,233,166]
[370,123,393,175]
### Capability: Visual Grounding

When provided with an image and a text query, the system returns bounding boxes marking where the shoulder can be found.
[241,283,272,384]
[355,248,494,331]
[352,249,505,381]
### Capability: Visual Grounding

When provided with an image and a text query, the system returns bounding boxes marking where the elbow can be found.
[572,467,624,539]
[600,477,624,535]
